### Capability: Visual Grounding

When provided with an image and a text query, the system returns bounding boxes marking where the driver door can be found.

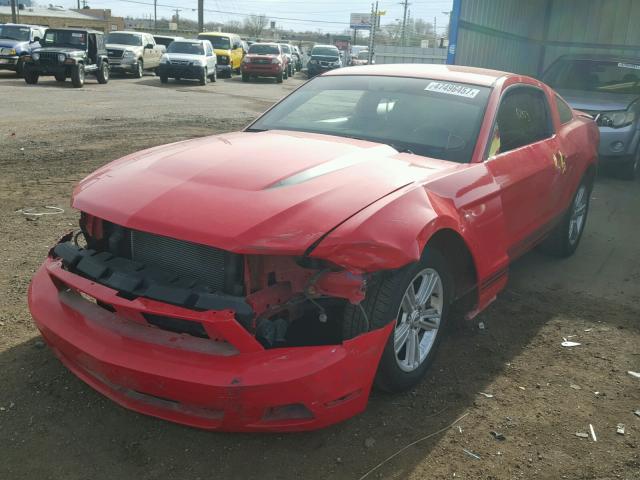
[486,85,563,258]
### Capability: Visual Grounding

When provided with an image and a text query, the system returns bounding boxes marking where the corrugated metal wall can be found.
[455,0,547,75]
[454,0,640,76]
[542,0,640,70]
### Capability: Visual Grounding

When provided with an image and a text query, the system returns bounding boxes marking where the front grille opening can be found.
[144,313,209,339]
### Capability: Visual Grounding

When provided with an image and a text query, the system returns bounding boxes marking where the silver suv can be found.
[158,39,217,85]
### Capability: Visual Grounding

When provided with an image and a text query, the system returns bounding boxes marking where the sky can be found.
[67,0,454,34]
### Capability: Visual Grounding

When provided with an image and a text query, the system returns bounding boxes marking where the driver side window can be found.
[489,87,554,157]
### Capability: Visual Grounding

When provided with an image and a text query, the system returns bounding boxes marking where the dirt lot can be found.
[1,70,639,480]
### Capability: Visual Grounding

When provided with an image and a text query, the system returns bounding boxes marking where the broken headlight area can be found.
[52,214,371,350]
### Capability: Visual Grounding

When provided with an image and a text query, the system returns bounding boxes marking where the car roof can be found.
[1,23,42,28]
[108,30,144,35]
[251,42,280,46]
[199,32,235,37]
[324,64,513,87]
[313,44,338,49]
[45,27,102,34]
[553,53,640,63]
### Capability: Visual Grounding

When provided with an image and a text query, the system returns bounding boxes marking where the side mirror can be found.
[32,36,41,43]
[146,43,154,49]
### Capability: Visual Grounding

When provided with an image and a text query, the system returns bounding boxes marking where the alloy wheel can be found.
[568,184,588,245]
[394,268,443,372]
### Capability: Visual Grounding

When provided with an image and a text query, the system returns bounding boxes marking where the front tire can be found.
[71,64,85,88]
[96,62,109,84]
[540,178,591,257]
[199,67,209,85]
[210,68,217,82]
[160,75,168,84]
[24,69,39,84]
[134,60,143,78]
[276,72,283,83]
[343,249,452,392]
[242,72,249,82]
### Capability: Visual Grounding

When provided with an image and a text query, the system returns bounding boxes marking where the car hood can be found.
[34,47,82,54]
[73,130,457,254]
[556,88,639,112]
[311,55,339,62]
[164,53,205,62]
[106,43,142,51]
[0,39,26,49]
[245,54,278,59]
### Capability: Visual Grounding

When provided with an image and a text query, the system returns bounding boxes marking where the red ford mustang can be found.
[28,65,599,431]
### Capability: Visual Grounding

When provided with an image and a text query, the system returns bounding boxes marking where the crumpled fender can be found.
[309,185,470,273]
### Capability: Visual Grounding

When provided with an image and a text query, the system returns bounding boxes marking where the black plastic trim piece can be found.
[52,242,254,322]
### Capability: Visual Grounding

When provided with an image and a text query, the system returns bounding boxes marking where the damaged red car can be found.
[28,64,599,432]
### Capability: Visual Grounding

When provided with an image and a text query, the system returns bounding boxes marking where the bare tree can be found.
[244,14,269,38]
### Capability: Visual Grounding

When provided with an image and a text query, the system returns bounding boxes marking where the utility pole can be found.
[400,0,410,47]
[434,16,437,48]
[154,0,157,31]
[10,0,17,23]
[368,1,378,64]
[77,0,80,9]
[173,8,181,29]
[198,0,204,32]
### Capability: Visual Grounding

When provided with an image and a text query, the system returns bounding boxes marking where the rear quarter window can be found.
[556,95,574,124]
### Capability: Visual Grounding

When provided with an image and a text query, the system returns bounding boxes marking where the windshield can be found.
[167,41,204,55]
[249,44,279,55]
[249,75,491,163]
[544,59,640,95]
[106,33,142,46]
[198,35,230,50]
[312,47,339,57]
[280,44,291,54]
[42,30,87,49]
[0,25,31,41]
[357,51,370,60]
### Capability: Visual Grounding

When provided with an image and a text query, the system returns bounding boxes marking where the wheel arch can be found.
[422,227,478,302]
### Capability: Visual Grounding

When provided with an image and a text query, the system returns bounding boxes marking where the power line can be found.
[107,0,353,25]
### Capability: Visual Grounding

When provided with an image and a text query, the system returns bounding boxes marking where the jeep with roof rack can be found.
[23,28,109,88]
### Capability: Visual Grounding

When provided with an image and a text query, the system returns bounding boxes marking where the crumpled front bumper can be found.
[28,257,391,432]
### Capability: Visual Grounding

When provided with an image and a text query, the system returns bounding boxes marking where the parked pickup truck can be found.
[105,31,164,78]
[0,23,46,76]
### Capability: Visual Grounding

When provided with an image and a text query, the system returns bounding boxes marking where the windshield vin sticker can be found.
[618,62,640,70]
[424,81,480,98]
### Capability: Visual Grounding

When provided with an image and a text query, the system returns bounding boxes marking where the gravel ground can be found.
[0,70,639,480]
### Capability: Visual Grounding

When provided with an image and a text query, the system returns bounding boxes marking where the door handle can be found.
[553,151,567,174]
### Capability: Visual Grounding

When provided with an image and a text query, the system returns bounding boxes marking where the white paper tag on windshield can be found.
[424,81,480,98]
[618,62,640,70]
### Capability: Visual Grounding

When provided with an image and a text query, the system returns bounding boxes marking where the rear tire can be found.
[343,249,453,393]
[539,178,591,257]
[71,64,85,88]
[620,149,639,180]
[96,62,109,84]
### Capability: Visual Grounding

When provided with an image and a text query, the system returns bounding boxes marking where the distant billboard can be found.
[350,13,371,30]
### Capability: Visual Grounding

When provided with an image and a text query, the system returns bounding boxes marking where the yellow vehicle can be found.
[197,32,244,77]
